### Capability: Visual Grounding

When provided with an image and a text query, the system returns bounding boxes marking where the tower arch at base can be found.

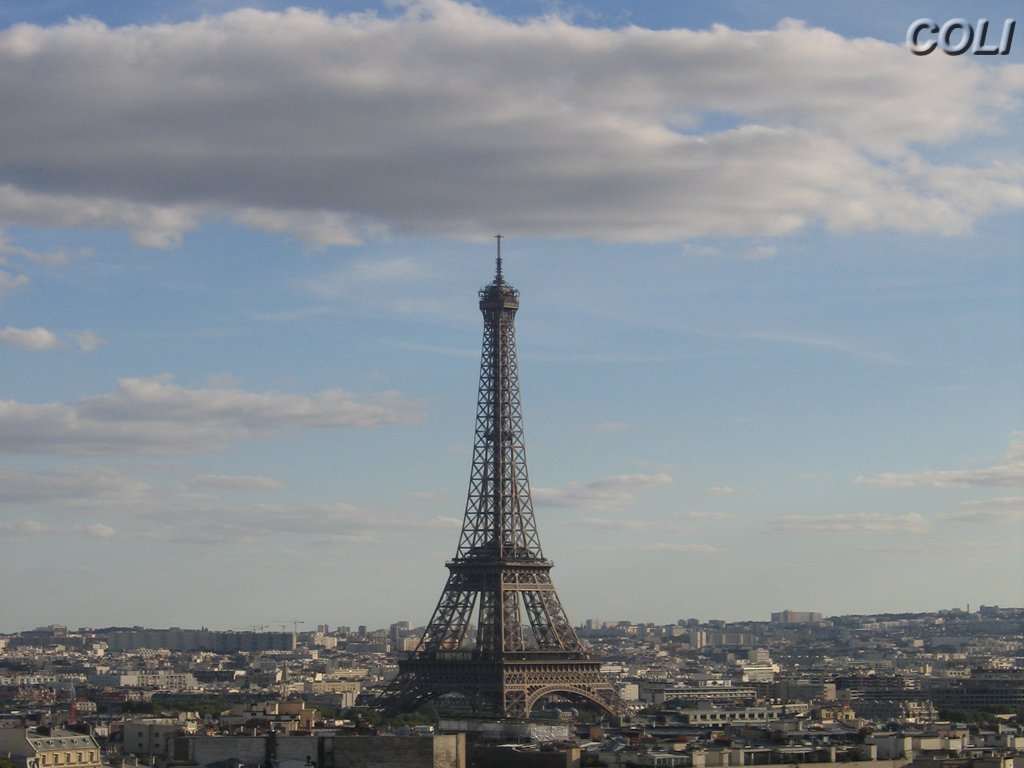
[524,684,619,718]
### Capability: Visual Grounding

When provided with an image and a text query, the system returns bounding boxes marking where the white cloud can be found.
[0,326,60,351]
[739,245,778,260]
[0,463,460,544]
[594,422,628,434]
[0,233,93,266]
[0,375,424,456]
[857,433,1024,489]
[0,185,199,249]
[0,520,49,537]
[192,474,287,492]
[770,512,931,533]
[84,523,116,538]
[707,486,735,495]
[168,502,456,543]
[860,465,1024,489]
[0,4,1020,246]
[533,473,672,511]
[0,519,119,539]
[69,330,106,352]
[0,326,105,352]
[298,257,470,321]
[0,268,30,296]
[942,497,1024,525]
[0,464,282,509]
[0,464,178,507]
[231,207,362,246]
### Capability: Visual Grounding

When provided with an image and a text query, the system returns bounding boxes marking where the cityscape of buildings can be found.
[1,606,1022,767]
[1,2,1021,768]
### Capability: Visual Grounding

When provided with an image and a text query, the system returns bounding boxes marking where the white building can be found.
[677,704,784,728]
[0,728,102,768]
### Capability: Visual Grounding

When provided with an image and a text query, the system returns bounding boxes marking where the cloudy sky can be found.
[0,0,1021,633]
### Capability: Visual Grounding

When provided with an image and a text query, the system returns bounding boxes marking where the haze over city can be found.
[0,0,1021,633]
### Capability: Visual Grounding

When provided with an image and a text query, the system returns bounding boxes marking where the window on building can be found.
[54,755,60,765]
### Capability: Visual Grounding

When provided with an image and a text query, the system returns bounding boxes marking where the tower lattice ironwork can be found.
[384,240,621,719]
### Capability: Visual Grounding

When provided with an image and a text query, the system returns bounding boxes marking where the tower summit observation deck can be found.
[383,238,621,719]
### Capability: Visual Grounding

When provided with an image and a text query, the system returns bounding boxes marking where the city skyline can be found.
[12,604,1014,636]
[0,0,1021,632]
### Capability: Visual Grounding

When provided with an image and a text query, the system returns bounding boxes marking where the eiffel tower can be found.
[384,239,621,719]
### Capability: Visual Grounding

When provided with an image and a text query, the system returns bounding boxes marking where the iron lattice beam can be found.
[384,252,622,719]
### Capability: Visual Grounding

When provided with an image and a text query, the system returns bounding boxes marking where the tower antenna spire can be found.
[494,234,503,281]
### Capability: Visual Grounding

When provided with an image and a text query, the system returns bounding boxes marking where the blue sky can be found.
[0,0,1021,633]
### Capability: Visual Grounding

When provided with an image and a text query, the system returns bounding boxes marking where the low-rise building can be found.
[122,715,199,758]
[676,703,784,727]
[0,727,102,768]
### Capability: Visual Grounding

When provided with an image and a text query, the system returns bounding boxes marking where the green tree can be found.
[345,707,382,726]
[311,704,337,721]
[385,704,439,728]
[938,708,1000,725]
